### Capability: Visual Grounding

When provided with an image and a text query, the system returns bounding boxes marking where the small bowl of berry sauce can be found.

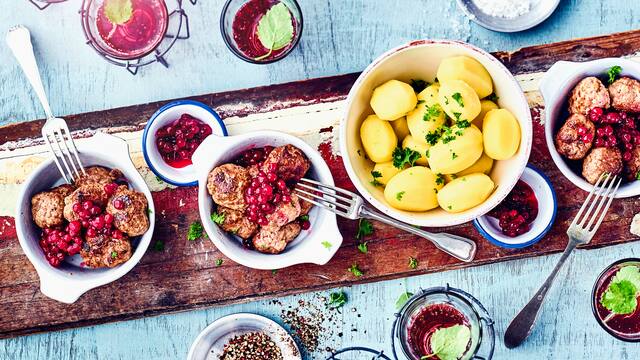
[473,165,557,248]
[393,285,495,360]
[592,258,640,342]
[220,0,303,64]
[142,100,227,186]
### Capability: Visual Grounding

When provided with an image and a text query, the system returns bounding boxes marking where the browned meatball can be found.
[299,195,313,216]
[624,145,640,181]
[252,222,302,254]
[207,164,250,211]
[31,184,74,228]
[80,233,132,268]
[106,186,150,237]
[582,147,623,184]
[63,183,110,222]
[568,77,610,115]
[75,166,123,187]
[609,77,640,113]
[246,164,261,178]
[555,114,595,160]
[216,206,258,239]
[266,193,302,228]
[262,145,310,182]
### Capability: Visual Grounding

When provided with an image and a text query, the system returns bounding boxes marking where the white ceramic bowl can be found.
[192,131,342,270]
[143,100,227,186]
[473,165,557,248]
[15,132,156,303]
[541,58,640,198]
[340,39,532,227]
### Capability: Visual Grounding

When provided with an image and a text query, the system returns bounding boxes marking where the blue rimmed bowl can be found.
[142,100,228,186]
[473,165,557,249]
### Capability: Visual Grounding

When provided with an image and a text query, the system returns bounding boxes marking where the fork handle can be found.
[359,206,477,262]
[6,26,54,119]
[503,239,578,348]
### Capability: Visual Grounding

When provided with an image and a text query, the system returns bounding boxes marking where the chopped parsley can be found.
[395,291,414,310]
[423,104,442,122]
[444,96,450,105]
[447,205,453,210]
[299,214,310,221]
[327,291,348,309]
[607,65,622,85]
[452,152,458,160]
[408,257,418,269]
[272,269,278,275]
[111,251,117,259]
[425,129,443,146]
[452,92,464,107]
[410,79,428,93]
[457,119,471,128]
[370,170,383,186]
[155,176,164,183]
[211,212,225,225]
[396,191,406,201]
[442,135,457,144]
[187,221,205,241]
[357,242,368,254]
[321,241,333,249]
[436,173,445,185]
[153,239,165,252]
[356,218,374,240]
[636,170,640,181]
[215,259,224,266]
[392,147,421,169]
[486,93,499,103]
[348,263,364,277]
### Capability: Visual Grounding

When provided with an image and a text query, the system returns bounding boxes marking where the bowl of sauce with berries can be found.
[143,100,227,186]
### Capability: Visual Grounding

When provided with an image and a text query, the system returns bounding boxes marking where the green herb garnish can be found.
[348,263,364,277]
[422,325,471,360]
[104,0,133,25]
[356,218,374,240]
[215,259,224,267]
[255,3,294,61]
[299,214,310,221]
[187,221,204,241]
[153,239,164,252]
[436,174,445,185]
[452,93,464,107]
[607,65,622,85]
[423,104,442,122]
[396,191,405,201]
[111,251,117,259]
[357,242,368,254]
[327,291,348,309]
[600,265,640,314]
[425,129,442,146]
[395,291,413,310]
[452,152,458,160]
[321,241,333,249]
[392,147,421,169]
[457,119,471,128]
[211,212,225,225]
[408,257,418,269]
[370,170,383,186]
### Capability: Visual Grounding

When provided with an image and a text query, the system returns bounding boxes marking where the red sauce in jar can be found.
[595,267,640,336]
[231,0,297,60]
[488,180,538,237]
[407,303,469,358]
[155,114,212,168]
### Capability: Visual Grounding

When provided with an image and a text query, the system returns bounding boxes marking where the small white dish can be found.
[192,130,342,270]
[143,100,227,187]
[540,58,640,198]
[457,0,560,33]
[473,165,556,248]
[187,313,301,360]
[15,132,156,303]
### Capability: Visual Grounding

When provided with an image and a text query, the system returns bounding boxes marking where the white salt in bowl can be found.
[456,0,561,33]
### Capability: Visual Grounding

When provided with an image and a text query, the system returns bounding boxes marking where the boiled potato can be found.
[370,80,417,120]
[426,124,483,174]
[406,85,447,140]
[456,152,494,177]
[402,135,429,166]
[483,109,521,160]
[360,115,397,162]
[371,162,402,186]
[390,116,411,141]
[436,56,493,98]
[437,173,495,213]
[472,100,499,128]
[439,80,481,123]
[384,166,443,211]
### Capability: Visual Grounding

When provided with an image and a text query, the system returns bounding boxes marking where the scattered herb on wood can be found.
[357,242,368,254]
[348,263,363,277]
[408,257,418,269]
[215,259,224,267]
[153,239,164,252]
[327,291,348,309]
[187,221,205,241]
[356,219,374,240]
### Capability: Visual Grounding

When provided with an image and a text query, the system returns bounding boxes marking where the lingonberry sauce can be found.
[407,303,469,358]
[489,180,538,237]
[156,114,213,168]
[595,266,640,336]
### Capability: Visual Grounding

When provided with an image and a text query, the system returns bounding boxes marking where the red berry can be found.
[113,199,125,210]
[605,112,622,124]
[87,227,97,237]
[300,220,311,230]
[104,213,114,224]
[589,107,604,122]
[82,201,93,210]
[104,182,118,195]
[72,202,82,213]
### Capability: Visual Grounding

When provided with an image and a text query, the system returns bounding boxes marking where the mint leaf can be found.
[425,325,471,360]
[395,291,413,310]
[607,65,622,85]
[601,280,637,315]
[612,265,640,289]
[255,3,294,60]
[104,0,133,25]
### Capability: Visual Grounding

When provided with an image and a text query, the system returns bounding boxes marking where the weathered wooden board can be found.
[2,29,640,339]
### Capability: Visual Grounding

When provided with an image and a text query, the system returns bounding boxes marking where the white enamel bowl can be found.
[340,39,532,227]
[192,131,342,270]
[15,132,156,303]
[541,58,640,198]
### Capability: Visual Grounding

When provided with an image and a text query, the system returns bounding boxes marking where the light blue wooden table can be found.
[1,1,640,359]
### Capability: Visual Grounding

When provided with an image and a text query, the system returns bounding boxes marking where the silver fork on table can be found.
[6,25,85,184]
[294,178,477,262]
[504,173,621,348]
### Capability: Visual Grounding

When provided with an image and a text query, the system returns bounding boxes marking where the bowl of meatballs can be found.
[192,131,342,270]
[542,58,640,197]
[16,132,155,303]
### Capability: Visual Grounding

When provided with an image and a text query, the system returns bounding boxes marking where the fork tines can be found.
[570,173,622,235]
[294,178,358,219]
[42,120,85,184]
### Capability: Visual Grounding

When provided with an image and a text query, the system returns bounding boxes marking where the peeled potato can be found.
[406,84,447,140]
[438,80,481,123]
[483,109,521,160]
[384,166,443,211]
[402,135,429,166]
[456,152,494,177]
[370,80,418,120]
[360,115,397,162]
[426,124,483,174]
[472,100,499,129]
[372,161,402,186]
[437,173,495,213]
[390,116,411,141]
[436,56,493,98]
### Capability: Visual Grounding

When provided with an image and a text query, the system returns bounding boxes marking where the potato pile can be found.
[360,56,521,213]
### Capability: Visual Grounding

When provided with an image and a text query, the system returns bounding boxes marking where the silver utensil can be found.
[6,25,85,184]
[294,178,477,262]
[504,173,621,348]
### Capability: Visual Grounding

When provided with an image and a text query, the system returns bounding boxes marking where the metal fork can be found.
[294,178,477,262]
[6,25,85,184]
[504,173,621,348]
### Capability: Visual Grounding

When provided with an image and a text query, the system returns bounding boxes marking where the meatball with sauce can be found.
[207,164,250,211]
[75,166,123,187]
[31,184,75,228]
[623,145,640,182]
[266,193,302,228]
[216,206,258,239]
[555,114,595,160]
[106,186,150,236]
[63,183,111,222]
[582,147,623,184]
[568,77,611,116]
[262,144,310,182]
[80,233,132,268]
[252,222,302,254]
[609,77,640,113]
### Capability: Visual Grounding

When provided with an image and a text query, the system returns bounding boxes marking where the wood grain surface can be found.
[2,28,640,340]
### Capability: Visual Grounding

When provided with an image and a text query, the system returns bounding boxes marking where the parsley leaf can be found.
[452,152,458,160]
[153,239,164,252]
[396,191,406,201]
[456,119,471,128]
[408,257,418,269]
[187,221,204,241]
[356,219,374,240]
[111,251,117,259]
[451,92,464,107]
[410,79,429,93]
[636,170,640,181]
[321,241,332,249]
[211,212,226,225]
[395,291,414,310]
[299,214,310,221]
[215,259,223,267]
[327,291,348,309]
[423,104,442,122]
[601,280,637,315]
[348,263,364,277]
[104,0,133,25]
[370,170,383,186]
[425,325,471,360]
[392,147,421,169]
[425,129,443,146]
[607,65,622,85]
[255,3,294,60]
[357,242,368,254]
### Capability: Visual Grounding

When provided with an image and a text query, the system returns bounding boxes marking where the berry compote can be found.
[589,107,640,163]
[156,114,213,168]
[407,303,470,357]
[488,180,538,237]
